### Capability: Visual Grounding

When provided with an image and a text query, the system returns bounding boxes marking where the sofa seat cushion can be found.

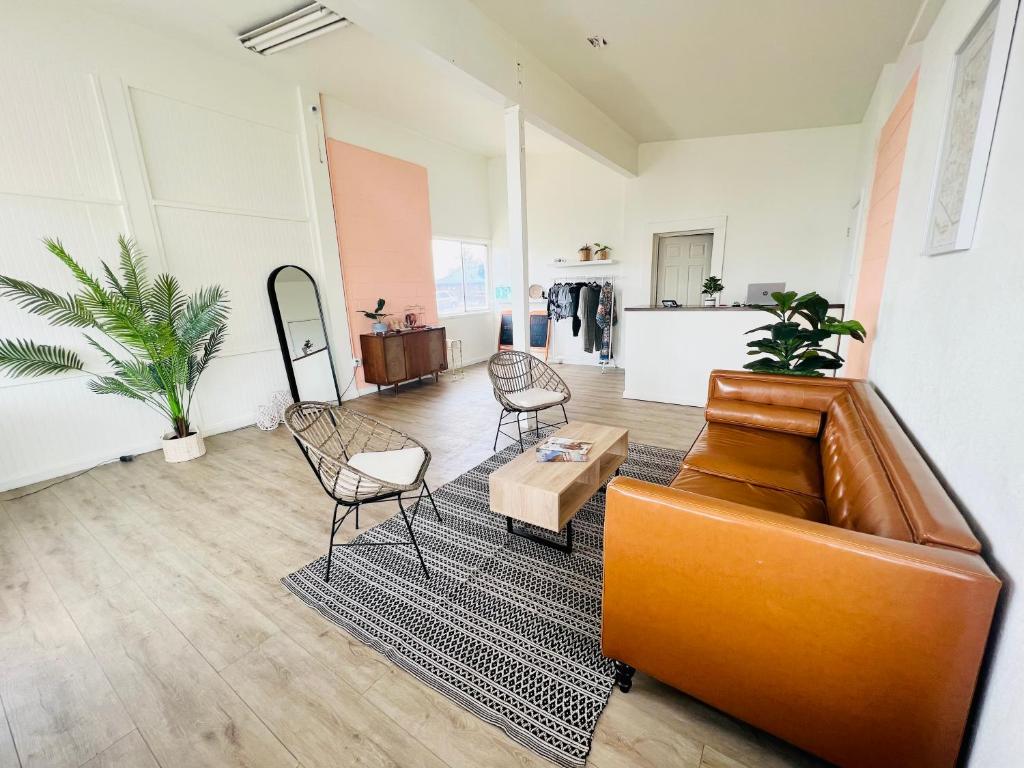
[670,468,827,523]
[682,423,822,498]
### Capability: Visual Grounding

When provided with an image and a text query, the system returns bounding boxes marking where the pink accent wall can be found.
[326,139,437,385]
[845,72,918,379]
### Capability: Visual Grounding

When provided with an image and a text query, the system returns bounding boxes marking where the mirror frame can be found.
[267,264,343,404]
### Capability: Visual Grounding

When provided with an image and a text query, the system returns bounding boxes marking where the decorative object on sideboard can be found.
[577,244,592,262]
[593,243,611,260]
[743,291,865,377]
[701,275,725,307]
[0,236,228,463]
[361,297,390,334]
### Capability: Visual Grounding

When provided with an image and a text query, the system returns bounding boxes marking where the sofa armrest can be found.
[602,477,999,768]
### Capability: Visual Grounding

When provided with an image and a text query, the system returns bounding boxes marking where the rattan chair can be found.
[487,350,571,452]
[284,402,441,580]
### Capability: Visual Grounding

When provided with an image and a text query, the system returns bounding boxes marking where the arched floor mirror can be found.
[268,265,342,403]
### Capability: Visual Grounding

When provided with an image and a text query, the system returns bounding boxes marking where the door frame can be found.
[647,215,728,305]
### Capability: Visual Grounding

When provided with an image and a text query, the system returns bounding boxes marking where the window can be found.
[432,238,489,315]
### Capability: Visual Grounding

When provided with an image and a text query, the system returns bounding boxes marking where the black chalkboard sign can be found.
[530,314,549,348]
[499,313,514,346]
[498,312,550,354]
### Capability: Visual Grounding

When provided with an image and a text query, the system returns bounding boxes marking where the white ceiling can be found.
[469,0,925,142]
[81,0,512,156]
[81,0,924,157]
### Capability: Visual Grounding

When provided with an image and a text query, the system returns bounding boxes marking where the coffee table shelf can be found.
[488,421,629,552]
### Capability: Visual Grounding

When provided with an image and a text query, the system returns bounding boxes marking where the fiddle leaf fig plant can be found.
[743,291,866,377]
[0,236,229,437]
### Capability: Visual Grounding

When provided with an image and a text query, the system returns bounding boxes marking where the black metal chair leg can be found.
[493,408,506,451]
[423,482,443,523]
[516,413,524,453]
[397,495,430,578]
[354,503,360,529]
[325,501,340,583]
[561,404,568,426]
[535,410,540,437]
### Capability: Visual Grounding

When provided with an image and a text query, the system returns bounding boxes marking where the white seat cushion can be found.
[505,387,567,410]
[347,446,425,486]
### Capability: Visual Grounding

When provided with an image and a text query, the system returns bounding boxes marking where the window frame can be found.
[431,235,492,318]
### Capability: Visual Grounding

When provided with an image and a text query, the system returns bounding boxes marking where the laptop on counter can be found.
[745,282,786,305]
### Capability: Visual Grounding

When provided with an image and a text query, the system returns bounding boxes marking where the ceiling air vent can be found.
[239,3,351,55]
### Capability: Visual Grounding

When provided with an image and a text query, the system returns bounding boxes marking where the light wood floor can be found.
[0,363,823,768]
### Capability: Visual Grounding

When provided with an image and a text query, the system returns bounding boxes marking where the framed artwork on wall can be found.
[926,0,1020,256]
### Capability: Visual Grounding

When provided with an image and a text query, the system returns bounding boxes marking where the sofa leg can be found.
[612,660,636,693]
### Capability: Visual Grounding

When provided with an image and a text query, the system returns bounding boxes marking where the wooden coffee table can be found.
[488,421,629,553]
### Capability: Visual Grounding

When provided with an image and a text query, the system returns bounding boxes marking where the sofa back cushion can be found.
[705,398,822,437]
[820,394,914,541]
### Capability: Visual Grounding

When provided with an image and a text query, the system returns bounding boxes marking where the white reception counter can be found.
[623,305,845,407]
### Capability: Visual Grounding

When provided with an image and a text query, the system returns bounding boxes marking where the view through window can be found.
[432,238,488,315]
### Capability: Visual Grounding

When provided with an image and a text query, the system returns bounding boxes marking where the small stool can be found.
[447,338,464,380]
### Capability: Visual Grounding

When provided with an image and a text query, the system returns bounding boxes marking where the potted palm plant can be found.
[361,298,390,334]
[743,291,865,376]
[701,275,724,306]
[0,236,229,462]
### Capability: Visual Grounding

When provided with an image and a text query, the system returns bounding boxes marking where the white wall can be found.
[489,125,860,367]
[489,148,627,366]
[320,96,496,368]
[0,3,342,490]
[625,126,862,309]
[861,1,1024,763]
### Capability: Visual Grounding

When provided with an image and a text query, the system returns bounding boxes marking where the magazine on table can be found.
[536,437,594,463]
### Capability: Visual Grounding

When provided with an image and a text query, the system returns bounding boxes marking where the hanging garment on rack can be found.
[547,282,572,321]
[595,281,617,361]
[569,283,583,336]
[579,283,601,353]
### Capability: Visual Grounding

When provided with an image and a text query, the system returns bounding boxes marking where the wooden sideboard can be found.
[360,327,447,395]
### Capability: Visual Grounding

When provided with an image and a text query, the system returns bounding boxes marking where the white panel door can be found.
[656,233,713,305]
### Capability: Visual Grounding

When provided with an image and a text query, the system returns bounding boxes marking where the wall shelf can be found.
[552,260,617,267]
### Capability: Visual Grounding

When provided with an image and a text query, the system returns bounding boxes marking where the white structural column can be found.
[504,105,529,352]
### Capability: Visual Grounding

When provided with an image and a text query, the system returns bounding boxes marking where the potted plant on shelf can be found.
[743,291,865,377]
[361,298,390,334]
[594,243,612,261]
[0,236,229,463]
[578,244,592,262]
[701,275,724,306]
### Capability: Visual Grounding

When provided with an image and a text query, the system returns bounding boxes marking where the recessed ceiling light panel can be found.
[239,3,351,55]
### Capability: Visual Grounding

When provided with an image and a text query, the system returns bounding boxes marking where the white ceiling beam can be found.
[322,0,639,176]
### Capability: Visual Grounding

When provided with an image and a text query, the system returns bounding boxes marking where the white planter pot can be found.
[162,431,206,463]
[703,297,716,307]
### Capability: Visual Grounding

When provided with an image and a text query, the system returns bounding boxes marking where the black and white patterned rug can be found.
[282,436,685,767]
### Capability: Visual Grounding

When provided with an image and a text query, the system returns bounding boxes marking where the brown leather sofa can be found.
[603,370,1000,768]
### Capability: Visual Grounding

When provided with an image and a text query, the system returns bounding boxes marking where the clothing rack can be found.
[548,275,617,372]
